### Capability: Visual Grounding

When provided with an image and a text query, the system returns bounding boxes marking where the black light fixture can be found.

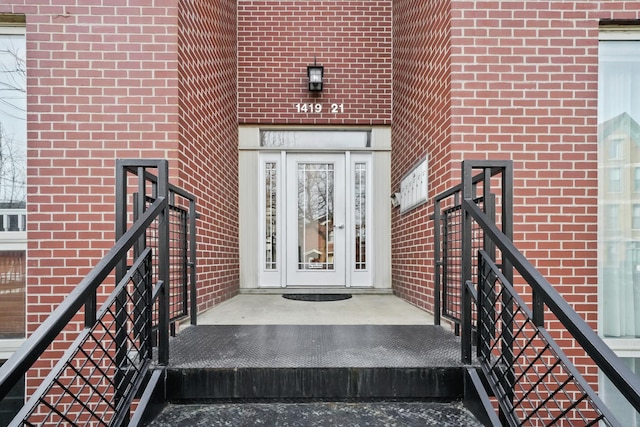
[307,59,324,92]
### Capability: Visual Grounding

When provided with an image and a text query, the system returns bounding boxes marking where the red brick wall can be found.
[237,0,392,125]
[448,1,640,325]
[392,0,640,392]
[1,0,241,393]
[392,0,451,312]
[178,0,239,311]
[448,0,640,387]
[1,0,181,382]
[393,0,640,322]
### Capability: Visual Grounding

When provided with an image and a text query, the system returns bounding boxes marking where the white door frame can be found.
[238,126,392,291]
[285,153,346,287]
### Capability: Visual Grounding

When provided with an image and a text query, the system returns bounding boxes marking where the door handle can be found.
[334,224,345,229]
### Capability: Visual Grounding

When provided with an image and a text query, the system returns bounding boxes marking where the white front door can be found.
[286,154,346,286]
[241,127,392,291]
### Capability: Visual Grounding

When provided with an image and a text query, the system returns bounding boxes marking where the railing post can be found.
[433,199,442,326]
[500,162,515,421]
[442,211,449,325]
[461,161,474,364]
[189,199,198,326]
[114,161,131,423]
[157,160,171,365]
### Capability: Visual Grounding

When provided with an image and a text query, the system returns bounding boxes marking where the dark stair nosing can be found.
[166,366,466,401]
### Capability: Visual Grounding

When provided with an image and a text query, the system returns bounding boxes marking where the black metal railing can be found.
[436,160,640,426]
[0,159,197,426]
[434,164,503,334]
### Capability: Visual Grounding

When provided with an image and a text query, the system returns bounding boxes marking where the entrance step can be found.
[147,401,484,426]
[164,325,467,400]
[141,325,488,425]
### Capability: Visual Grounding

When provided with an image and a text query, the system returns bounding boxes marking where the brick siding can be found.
[0,0,239,389]
[178,0,239,311]
[392,0,640,389]
[3,0,640,413]
[237,0,392,125]
[0,2,182,383]
[392,0,452,314]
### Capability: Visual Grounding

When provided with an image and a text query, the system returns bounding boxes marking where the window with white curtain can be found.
[598,28,640,425]
[598,33,640,339]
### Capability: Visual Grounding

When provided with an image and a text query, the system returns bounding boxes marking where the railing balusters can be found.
[0,159,197,425]
[436,159,640,426]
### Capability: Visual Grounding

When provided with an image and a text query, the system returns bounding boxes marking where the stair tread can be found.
[168,325,463,369]
[147,401,484,426]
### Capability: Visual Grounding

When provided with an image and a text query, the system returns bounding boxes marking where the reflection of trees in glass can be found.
[265,163,277,269]
[297,164,334,267]
[354,163,366,269]
[0,34,26,207]
[261,132,297,147]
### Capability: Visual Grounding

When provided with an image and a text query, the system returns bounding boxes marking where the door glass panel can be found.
[264,162,277,270]
[297,163,334,270]
[354,162,367,270]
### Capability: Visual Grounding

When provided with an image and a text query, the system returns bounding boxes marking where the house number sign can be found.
[294,103,344,114]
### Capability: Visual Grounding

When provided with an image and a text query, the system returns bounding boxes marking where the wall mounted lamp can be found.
[307,61,324,92]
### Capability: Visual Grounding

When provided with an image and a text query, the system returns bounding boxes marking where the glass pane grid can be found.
[598,39,640,424]
[261,130,370,149]
[0,31,27,342]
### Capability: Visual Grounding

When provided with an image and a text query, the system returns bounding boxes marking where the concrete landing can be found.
[194,294,437,325]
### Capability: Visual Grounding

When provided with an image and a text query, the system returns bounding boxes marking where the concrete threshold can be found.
[194,294,437,326]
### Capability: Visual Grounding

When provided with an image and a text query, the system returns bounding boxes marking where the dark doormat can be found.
[283,294,352,302]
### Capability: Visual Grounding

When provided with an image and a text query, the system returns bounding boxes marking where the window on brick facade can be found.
[598,33,640,338]
[634,205,640,230]
[608,137,622,160]
[608,167,622,193]
[0,25,26,345]
[598,28,640,425]
[605,205,619,232]
[635,167,640,192]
